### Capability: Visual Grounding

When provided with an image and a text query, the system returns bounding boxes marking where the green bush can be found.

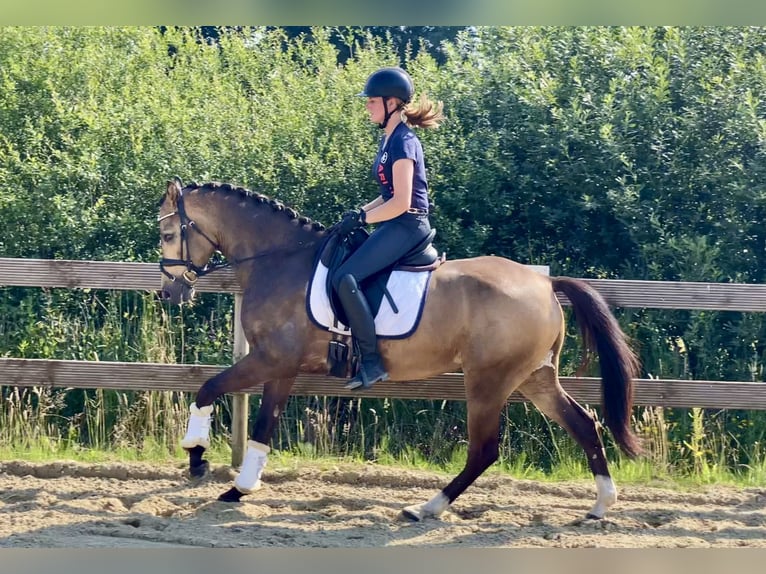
[3,26,766,478]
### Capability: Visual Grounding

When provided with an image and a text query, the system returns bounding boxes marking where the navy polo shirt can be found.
[372,122,430,212]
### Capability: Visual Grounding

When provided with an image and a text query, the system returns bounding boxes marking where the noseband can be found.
[159,190,228,288]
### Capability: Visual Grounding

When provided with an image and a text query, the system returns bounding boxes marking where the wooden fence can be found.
[2,257,766,466]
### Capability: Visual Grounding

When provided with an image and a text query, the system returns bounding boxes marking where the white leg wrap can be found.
[423,492,450,517]
[234,441,271,494]
[180,403,213,449]
[403,491,450,521]
[589,474,617,518]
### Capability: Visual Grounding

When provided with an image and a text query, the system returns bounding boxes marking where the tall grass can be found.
[0,288,197,460]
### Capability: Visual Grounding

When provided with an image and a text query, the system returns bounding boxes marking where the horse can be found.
[157,177,642,521]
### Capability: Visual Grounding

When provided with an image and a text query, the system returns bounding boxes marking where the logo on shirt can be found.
[377,163,390,188]
[380,152,388,164]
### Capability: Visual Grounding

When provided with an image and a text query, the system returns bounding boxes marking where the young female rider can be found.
[332,66,444,390]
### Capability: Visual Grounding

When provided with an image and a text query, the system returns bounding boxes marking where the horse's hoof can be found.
[400,506,423,522]
[584,513,603,520]
[189,460,209,479]
[218,487,245,503]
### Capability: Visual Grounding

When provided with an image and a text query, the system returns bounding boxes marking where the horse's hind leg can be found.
[518,367,616,519]
[402,379,508,521]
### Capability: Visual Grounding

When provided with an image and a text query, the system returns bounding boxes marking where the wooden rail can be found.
[2,358,764,410]
[2,256,766,467]
[3,257,766,311]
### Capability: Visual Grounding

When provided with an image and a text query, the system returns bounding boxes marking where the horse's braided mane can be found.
[187,180,326,232]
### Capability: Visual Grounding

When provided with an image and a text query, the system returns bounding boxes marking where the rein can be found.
[159,189,314,288]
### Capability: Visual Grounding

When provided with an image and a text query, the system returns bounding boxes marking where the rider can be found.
[332,66,445,390]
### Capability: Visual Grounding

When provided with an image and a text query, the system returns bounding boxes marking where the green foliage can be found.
[3,26,766,478]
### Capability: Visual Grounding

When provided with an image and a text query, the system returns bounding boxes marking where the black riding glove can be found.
[336,208,366,235]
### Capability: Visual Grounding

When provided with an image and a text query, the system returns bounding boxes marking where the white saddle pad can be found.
[307,263,432,339]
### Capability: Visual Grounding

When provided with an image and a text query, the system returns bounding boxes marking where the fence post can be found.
[230,293,249,468]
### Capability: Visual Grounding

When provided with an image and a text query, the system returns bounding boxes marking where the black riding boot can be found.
[336,274,389,390]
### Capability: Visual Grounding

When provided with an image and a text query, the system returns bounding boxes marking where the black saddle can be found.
[317,227,443,327]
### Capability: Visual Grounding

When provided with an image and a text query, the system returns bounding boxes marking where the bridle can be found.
[158,197,226,287]
[158,189,228,288]
[159,187,322,289]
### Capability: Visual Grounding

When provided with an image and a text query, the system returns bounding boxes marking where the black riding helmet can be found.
[357,67,415,129]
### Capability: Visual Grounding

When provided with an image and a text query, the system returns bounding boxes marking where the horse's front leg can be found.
[218,378,295,502]
[180,352,294,479]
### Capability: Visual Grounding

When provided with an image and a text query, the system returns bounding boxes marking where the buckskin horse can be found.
[158,177,641,521]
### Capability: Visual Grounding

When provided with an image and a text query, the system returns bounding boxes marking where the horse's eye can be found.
[162,233,174,243]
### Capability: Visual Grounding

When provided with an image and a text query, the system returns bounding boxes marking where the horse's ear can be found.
[166,177,183,202]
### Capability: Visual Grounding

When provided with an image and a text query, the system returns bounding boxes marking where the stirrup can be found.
[344,363,389,390]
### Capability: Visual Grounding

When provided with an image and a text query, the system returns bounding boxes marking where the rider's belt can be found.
[407,208,429,216]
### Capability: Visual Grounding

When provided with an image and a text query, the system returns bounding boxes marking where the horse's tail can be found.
[551,276,642,458]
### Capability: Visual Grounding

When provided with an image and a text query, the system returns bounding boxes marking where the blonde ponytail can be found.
[402,93,445,129]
